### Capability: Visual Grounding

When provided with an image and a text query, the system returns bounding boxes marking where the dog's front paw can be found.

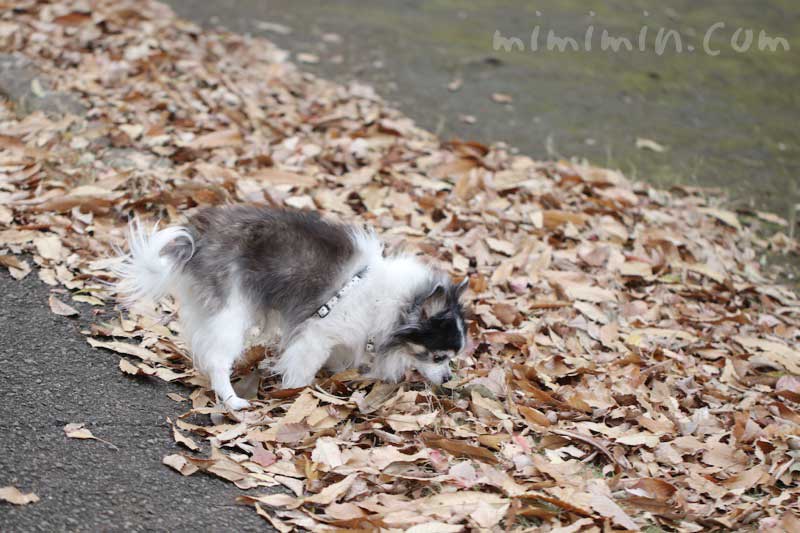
[225,396,251,411]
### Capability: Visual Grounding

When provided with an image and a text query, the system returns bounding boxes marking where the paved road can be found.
[0,270,265,532]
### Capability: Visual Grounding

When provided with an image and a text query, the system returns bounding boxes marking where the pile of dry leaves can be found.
[2,1,799,531]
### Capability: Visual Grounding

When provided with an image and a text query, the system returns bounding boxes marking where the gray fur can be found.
[167,205,360,334]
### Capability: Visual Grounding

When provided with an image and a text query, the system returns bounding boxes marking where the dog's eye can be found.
[432,352,449,363]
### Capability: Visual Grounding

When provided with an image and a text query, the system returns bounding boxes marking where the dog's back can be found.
[176,206,363,327]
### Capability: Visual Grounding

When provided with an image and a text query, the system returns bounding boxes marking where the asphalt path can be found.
[0,270,266,532]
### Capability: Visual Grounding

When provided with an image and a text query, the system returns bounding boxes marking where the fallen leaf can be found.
[251,443,277,467]
[776,375,800,403]
[587,480,638,530]
[698,207,742,231]
[63,422,96,440]
[636,137,667,152]
[119,358,145,376]
[173,426,200,451]
[87,338,160,362]
[64,423,118,450]
[296,52,319,64]
[189,128,242,149]
[163,454,199,476]
[53,12,92,26]
[311,436,344,469]
[491,92,513,104]
[305,473,358,505]
[0,486,39,505]
[486,238,515,256]
[34,235,63,260]
[48,294,78,316]
[423,434,498,464]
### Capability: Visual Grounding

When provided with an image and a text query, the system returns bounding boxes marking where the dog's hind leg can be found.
[189,295,252,411]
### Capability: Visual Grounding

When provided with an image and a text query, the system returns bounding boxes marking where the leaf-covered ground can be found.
[2,1,799,531]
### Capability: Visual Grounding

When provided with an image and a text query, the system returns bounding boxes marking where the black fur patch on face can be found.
[385,276,468,363]
[399,310,464,353]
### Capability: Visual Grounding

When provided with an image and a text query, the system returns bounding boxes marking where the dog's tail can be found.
[113,219,195,307]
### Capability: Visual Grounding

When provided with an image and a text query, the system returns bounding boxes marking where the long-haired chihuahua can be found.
[114,205,468,410]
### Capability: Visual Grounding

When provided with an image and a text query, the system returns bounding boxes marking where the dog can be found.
[114,205,468,410]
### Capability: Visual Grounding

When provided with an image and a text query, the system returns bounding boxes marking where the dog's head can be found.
[385,275,469,384]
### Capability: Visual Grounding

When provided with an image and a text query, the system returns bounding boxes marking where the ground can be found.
[0,271,265,532]
[0,1,798,532]
[166,0,799,218]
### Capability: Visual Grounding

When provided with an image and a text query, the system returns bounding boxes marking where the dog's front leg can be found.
[275,331,333,389]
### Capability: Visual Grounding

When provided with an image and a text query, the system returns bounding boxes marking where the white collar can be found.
[313,266,368,319]
[313,267,376,353]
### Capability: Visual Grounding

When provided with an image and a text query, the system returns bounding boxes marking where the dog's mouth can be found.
[415,361,453,385]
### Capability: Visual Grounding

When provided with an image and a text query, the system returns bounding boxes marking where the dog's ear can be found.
[419,283,446,319]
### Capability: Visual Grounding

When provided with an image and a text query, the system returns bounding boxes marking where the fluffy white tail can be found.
[113,219,194,307]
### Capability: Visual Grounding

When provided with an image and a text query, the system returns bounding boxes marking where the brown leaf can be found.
[422,434,498,464]
[63,423,117,450]
[33,235,63,261]
[48,294,78,317]
[163,454,199,476]
[63,423,95,440]
[587,480,638,530]
[542,210,589,229]
[548,429,621,472]
[0,134,24,151]
[249,168,316,187]
[189,128,242,149]
[251,443,277,467]
[491,92,513,104]
[356,382,399,414]
[119,358,146,376]
[254,504,293,532]
[518,405,551,428]
[274,422,310,444]
[486,237,515,256]
[0,254,31,279]
[698,207,742,230]
[625,478,677,502]
[776,375,800,403]
[304,473,358,505]
[0,486,39,505]
[173,426,200,451]
[53,12,92,26]
[735,336,800,374]
[87,338,160,362]
[491,302,521,326]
